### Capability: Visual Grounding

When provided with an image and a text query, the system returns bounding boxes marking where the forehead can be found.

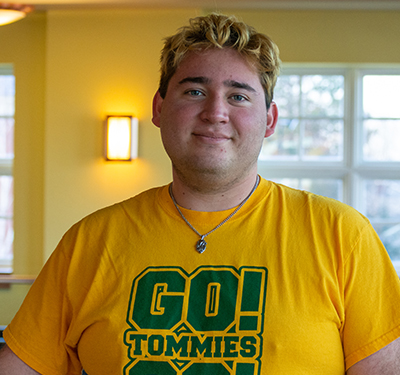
[171,48,263,89]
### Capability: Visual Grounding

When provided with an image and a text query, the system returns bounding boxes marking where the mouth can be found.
[193,132,231,144]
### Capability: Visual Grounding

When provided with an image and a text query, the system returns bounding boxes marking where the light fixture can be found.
[105,115,138,161]
[0,3,33,26]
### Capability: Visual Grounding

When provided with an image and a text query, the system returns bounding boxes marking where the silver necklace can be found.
[169,175,260,254]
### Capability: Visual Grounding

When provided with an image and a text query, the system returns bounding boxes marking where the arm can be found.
[347,337,400,375]
[0,344,40,374]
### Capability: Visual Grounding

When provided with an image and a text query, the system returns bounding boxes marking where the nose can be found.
[199,95,229,124]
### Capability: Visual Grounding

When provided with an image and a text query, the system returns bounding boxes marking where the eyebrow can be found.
[178,77,257,93]
[224,79,257,93]
[178,76,211,85]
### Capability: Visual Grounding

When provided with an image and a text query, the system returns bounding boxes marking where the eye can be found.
[231,94,248,102]
[186,89,204,97]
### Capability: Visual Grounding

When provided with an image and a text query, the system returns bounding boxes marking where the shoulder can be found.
[58,185,167,244]
[259,180,376,258]
[79,185,165,224]
[266,180,369,225]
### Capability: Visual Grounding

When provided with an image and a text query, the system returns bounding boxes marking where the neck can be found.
[170,171,260,212]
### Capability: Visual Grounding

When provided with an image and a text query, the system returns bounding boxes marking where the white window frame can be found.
[258,63,400,274]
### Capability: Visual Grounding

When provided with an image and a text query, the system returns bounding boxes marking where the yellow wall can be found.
[43,9,197,259]
[1,7,400,324]
[234,10,400,63]
[0,12,46,325]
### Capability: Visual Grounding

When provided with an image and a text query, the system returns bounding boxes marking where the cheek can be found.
[236,113,267,139]
[159,111,189,147]
[161,103,197,128]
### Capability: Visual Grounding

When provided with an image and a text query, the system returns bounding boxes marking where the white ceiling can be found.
[15,0,400,11]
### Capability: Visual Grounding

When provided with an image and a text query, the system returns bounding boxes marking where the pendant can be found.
[196,238,207,254]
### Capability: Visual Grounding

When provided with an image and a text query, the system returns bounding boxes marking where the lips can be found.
[193,132,231,143]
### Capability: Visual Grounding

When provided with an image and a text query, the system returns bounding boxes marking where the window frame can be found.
[258,63,400,274]
[0,64,14,273]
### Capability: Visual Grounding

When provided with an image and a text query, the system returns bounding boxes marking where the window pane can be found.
[372,224,400,261]
[260,119,299,160]
[0,118,14,159]
[0,70,14,270]
[261,73,344,161]
[0,176,13,264]
[364,179,400,220]
[274,75,300,117]
[363,179,400,261]
[0,75,15,117]
[303,119,343,160]
[301,75,344,117]
[0,218,13,263]
[363,119,400,161]
[363,75,400,119]
[0,176,13,217]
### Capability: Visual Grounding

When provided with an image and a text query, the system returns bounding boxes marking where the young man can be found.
[1,14,400,375]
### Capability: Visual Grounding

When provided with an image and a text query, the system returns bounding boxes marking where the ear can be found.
[151,90,163,128]
[265,101,278,138]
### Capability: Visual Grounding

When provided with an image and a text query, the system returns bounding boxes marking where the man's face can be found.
[152,48,277,188]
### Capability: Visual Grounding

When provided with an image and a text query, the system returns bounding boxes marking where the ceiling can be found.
[12,0,400,11]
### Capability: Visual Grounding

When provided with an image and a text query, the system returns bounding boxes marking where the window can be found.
[0,65,14,273]
[258,65,400,273]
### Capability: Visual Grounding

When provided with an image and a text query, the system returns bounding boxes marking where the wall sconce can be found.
[0,3,33,26]
[105,115,138,161]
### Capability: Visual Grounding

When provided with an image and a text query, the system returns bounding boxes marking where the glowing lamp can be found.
[105,115,138,161]
[0,3,33,26]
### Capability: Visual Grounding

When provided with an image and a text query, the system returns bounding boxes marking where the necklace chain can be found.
[169,175,260,254]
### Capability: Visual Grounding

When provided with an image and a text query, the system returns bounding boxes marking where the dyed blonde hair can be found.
[158,13,281,109]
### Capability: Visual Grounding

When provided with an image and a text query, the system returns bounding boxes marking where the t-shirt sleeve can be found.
[3,225,83,375]
[341,222,400,370]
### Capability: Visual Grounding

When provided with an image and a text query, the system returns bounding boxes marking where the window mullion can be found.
[345,68,356,207]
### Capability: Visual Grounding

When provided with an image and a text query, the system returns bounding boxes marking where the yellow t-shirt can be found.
[5,178,400,375]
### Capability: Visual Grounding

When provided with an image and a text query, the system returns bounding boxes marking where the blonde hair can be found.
[158,13,281,109]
